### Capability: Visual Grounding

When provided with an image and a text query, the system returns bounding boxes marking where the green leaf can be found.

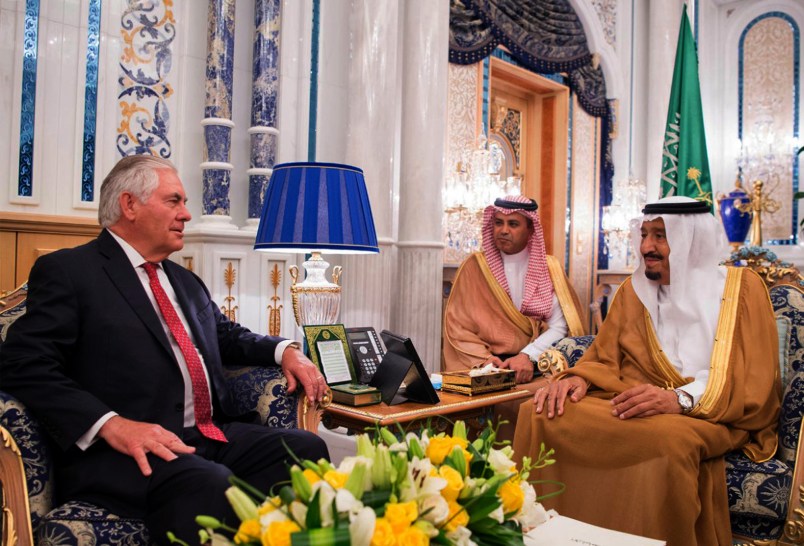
[361,489,392,512]
[305,490,322,529]
[463,492,502,523]
[468,519,525,546]
[291,527,352,546]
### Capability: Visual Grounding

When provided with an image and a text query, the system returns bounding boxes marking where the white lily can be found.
[349,506,376,546]
[447,525,479,546]
[335,488,363,514]
[488,504,504,523]
[515,482,554,531]
[399,456,447,502]
[259,506,290,527]
[289,500,308,527]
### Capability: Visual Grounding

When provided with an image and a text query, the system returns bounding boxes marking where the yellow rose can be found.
[398,525,430,546]
[261,520,300,546]
[303,468,321,485]
[499,478,525,515]
[371,517,396,546]
[462,448,472,473]
[323,470,348,489]
[258,496,282,516]
[384,501,418,533]
[443,501,469,532]
[426,436,468,465]
[438,465,464,502]
[234,519,261,543]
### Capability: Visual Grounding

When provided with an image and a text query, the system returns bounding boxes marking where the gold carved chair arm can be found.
[0,426,34,546]
[536,348,568,378]
[298,387,331,433]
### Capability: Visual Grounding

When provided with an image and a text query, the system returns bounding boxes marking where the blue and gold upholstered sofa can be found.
[0,282,323,546]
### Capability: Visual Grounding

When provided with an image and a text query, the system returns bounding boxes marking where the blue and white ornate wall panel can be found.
[739,13,799,243]
[117,0,176,161]
[1,0,179,216]
[568,95,600,328]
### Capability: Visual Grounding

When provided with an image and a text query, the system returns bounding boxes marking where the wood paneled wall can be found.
[0,213,100,294]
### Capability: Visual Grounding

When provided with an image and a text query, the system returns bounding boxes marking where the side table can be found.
[321,388,532,438]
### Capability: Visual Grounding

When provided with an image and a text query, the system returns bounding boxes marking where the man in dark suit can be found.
[0,155,330,544]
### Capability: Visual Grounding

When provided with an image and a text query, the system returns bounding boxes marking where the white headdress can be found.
[630,196,731,370]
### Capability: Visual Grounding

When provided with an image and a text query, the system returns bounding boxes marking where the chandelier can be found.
[443,134,522,264]
[739,98,796,187]
[601,177,645,270]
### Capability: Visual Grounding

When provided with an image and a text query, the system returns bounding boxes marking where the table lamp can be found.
[254,162,380,326]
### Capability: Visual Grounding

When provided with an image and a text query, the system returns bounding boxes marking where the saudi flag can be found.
[659,5,713,212]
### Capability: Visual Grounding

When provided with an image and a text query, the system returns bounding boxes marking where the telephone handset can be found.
[345,327,385,384]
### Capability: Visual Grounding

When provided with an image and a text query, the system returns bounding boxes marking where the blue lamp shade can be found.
[254,162,380,254]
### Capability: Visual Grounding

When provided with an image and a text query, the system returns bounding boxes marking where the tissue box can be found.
[440,369,516,396]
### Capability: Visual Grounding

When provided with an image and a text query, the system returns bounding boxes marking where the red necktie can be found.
[143,262,227,442]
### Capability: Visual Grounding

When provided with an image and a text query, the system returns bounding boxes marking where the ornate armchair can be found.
[0,283,322,546]
[538,247,804,546]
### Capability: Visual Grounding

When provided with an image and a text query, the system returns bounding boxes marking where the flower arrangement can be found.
[177,421,557,546]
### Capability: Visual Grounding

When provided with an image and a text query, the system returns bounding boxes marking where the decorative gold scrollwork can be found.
[220,262,238,321]
[723,248,804,289]
[268,264,283,336]
[781,485,804,544]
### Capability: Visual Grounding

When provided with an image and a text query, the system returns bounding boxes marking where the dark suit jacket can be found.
[0,229,284,503]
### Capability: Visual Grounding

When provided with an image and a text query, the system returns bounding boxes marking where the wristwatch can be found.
[674,388,693,414]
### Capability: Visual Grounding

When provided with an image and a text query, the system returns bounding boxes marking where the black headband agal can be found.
[494,198,538,211]
[642,200,710,215]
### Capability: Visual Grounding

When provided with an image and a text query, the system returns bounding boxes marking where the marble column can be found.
[200,0,237,229]
[338,0,401,334]
[645,0,685,200]
[245,0,282,230]
[392,0,449,373]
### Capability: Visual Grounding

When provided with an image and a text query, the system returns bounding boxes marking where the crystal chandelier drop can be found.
[601,177,645,270]
[443,134,522,264]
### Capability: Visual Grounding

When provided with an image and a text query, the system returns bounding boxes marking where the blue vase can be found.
[718,185,753,246]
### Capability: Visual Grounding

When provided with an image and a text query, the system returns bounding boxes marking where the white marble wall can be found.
[1,0,126,214]
[4,0,803,343]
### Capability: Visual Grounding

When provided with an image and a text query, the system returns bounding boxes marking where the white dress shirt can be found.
[77,231,292,449]
[501,248,568,360]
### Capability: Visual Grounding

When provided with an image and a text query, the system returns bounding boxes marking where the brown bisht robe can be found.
[513,267,781,546]
[443,252,586,439]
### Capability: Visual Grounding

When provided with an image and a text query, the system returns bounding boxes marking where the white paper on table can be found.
[523,515,666,546]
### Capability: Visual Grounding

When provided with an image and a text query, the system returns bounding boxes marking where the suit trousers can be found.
[65,423,329,545]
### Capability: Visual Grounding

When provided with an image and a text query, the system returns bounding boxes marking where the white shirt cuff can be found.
[77,411,117,451]
[275,339,300,365]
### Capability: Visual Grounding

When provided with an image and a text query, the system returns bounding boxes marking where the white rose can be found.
[488,448,516,475]
[418,494,450,525]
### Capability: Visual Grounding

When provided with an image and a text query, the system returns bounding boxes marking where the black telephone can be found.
[345,327,386,384]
